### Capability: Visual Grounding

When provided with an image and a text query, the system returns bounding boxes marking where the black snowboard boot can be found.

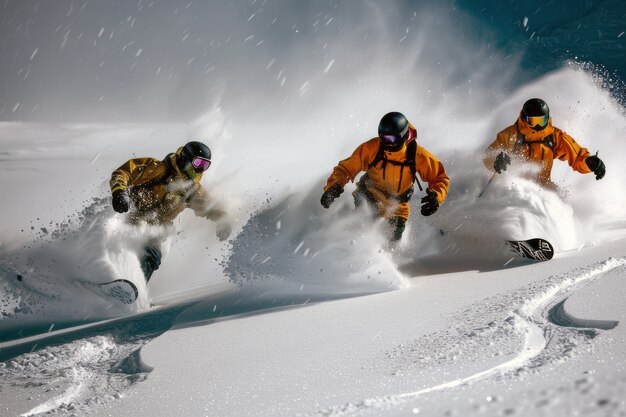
[387,217,406,242]
[140,245,162,282]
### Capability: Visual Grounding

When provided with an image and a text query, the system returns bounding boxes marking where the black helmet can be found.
[378,112,410,151]
[521,98,550,130]
[177,141,212,176]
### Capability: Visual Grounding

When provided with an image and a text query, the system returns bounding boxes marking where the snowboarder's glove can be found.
[420,188,439,216]
[112,189,130,213]
[493,151,511,174]
[215,221,232,241]
[320,184,343,209]
[585,155,606,180]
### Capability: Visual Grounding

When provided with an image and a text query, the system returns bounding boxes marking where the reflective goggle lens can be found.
[380,125,409,145]
[381,134,400,144]
[191,157,211,171]
[524,114,548,128]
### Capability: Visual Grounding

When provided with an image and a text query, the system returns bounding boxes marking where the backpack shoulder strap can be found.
[367,140,385,170]
[405,140,423,191]
[514,122,555,154]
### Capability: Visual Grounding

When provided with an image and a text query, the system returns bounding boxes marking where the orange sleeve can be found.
[324,139,378,190]
[415,146,450,204]
[483,130,511,172]
[109,157,156,193]
[553,129,591,174]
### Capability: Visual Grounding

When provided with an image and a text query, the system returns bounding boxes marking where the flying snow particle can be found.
[135,48,142,57]
[61,30,71,51]
[266,58,276,70]
[618,32,625,38]
[29,48,38,60]
[98,27,104,38]
[248,12,256,22]
[12,103,20,112]
[323,59,335,73]
[299,81,310,96]
[294,241,304,254]
[523,17,528,27]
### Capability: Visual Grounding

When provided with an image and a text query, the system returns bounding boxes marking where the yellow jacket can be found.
[324,127,449,220]
[484,116,591,186]
[110,153,221,225]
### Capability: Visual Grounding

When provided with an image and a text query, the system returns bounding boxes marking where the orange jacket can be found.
[324,127,449,219]
[110,153,219,225]
[484,116,591,186]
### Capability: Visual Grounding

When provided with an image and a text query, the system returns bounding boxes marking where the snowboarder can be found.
[484,98,606,190]
[109,141,230,281]
[320,112,450,241]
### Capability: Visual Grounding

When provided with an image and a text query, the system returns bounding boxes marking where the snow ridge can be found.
[0,335,151,417]
[305,257,626,417]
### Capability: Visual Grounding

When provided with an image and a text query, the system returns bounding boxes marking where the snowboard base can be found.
[97,279,139,304]
[506,238,554,261]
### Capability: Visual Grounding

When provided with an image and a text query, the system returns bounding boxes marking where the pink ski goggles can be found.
[380,124,410,145]
[191,156,211,171]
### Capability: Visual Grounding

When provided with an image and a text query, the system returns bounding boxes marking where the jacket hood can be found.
[517,114,555,140]
[169,152,202,183]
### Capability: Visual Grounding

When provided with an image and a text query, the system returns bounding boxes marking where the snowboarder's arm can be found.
[553,129,591,174]
[189,185,232,240]
[187,185,227,220]
[109,157,156,193]
[415,147,450,205]
[324,139,378,190]
[483,130,511,172]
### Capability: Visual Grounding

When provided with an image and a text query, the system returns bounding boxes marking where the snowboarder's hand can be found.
[320,184,343,208]
[420,188,439,216]
[216,221,232,241]
[112,189,130,213]
[493,151,511,174]
[585,155,605,180]
[205,207,227,221]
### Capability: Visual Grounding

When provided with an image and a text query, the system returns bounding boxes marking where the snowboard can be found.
[2,266,139,305]
[95,279,139,304]
[506,238,554,261]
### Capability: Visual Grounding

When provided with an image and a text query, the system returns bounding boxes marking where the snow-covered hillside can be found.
[1,1,626,416]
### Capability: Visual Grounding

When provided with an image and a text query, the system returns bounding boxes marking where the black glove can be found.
[493,151,511,174]
[320,184,344,209]
[112,189,130,213]
[420,188,439,216]
[585,155,606,180]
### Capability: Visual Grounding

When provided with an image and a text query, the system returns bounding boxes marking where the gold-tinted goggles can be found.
[524,114,548,128]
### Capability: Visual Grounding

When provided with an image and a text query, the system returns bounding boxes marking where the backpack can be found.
[367,139,423,194]
[513,123,555,159]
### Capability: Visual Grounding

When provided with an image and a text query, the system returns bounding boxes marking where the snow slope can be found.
[2,1,626,416]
